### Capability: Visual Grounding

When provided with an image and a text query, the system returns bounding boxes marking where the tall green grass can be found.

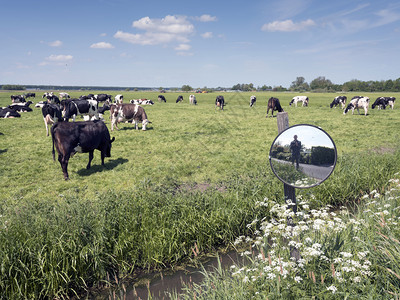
[1,91,400,298]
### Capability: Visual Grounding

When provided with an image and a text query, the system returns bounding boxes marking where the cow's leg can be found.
[44,117,49,136]
[266,107,270,117]
[87,151,94,169]
[132,120,138,130]
[58,153,70,180]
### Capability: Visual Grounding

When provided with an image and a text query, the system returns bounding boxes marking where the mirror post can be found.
[276,112,300,260]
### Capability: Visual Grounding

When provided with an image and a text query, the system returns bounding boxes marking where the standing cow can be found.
[250,95,256,107]
[51,120,115,180]
[344,97,370,116]
[110,103,151,131]
[215,95,224,110]
[42,103,63,136]
[189,95,197,105]
[266,97,284,117]
[290,96,309,107]
[330,96,347,109]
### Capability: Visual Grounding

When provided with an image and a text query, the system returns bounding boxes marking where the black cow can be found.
[94,94,112,102]
[176,95,184,103]
[215,95,225,110]
[158,95,166,102]
[0,107,21,118]
[25,92,36,99]
[51,120,115,180]
[266,97,284,117]
[79,94,95,100]
[47,95,60,105]
[63,99,99,121]
[330,96,347,109]
[42,103,63,136]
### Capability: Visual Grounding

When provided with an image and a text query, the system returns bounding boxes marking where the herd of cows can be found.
[0,91,397,179]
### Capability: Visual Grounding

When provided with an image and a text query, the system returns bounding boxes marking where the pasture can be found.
[1,90,400,298]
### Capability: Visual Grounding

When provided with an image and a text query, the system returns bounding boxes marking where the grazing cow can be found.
[46,94,60,105]
[25,92,36,99]
[289,96,309,107]
[344,97,370,116]
[51,120,115,180]
[11,95,26,103]
[42,103,63,136]
[330,96,347,109]
[176,95,184,103]
[158,95,166,102]
[129,99,154,105]
[8,101,33,112]
[114,94,123,104]
[250,95,256,107]
[93,94,112,102]
[63,99,99,121]
[42,92,54,98]
[0,107,21,118]
[111,103,150,131]
[35,101,47,108]
[372,97,396,110]
[215,95,224,110]
[189,94,197,105]
[59,92,70,99]
[266,97,284,117]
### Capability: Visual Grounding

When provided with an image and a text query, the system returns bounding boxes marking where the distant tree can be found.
[290,77,309,91]
[259,84,272,91]
[182,84,193,92]
[310,76,333,91]
[2,84,25,90]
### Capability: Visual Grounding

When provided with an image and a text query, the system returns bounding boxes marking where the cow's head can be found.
[105,137,115,157]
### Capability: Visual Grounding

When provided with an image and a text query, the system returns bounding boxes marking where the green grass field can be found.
[1,90,400,298]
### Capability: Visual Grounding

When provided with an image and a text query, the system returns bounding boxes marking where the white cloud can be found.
[195,14,217,22]
[48,40,63,47]
[115,15,194,47]
[175,44,191,51]
[261,19,316,32]
[90,42,115,49]
[201,32,213,39]
[176,51,193,56]
[46,54,73,62]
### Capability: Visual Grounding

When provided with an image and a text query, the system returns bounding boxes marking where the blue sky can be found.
[1,0,400,88]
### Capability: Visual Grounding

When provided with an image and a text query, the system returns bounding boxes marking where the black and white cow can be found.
[266,97,284,117]
[114,94,124,104]
[42,103,63,136]
[111,103,150,131]
[63,99,99,122]
[46,94,60,105]
[93,94,112,102]
[0,107,21,118]
[11,95,26,103]
[42,92,53,98]
[250,95,256,107]
[129,99,154,105]
[176,95,184,103]
[8,101,33,112]
[59,92,70,99]
[372,97,396,110]
[189,94,197,105]
[51,120,115,180]
[215,95,224,110]
[158,95,166,102]
[289,96,309,107]
[330,96,347,109]
[344,97,370,116]
[79,94,95,101]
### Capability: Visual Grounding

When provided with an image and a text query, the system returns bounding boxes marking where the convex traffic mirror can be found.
[269,124,337,188]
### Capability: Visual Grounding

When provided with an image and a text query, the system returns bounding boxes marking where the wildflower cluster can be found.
[232,192,378,296]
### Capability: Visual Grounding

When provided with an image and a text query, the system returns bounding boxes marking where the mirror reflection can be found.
[269,124,337,188]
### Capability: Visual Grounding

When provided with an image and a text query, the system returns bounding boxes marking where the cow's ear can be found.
[110,137,115,143]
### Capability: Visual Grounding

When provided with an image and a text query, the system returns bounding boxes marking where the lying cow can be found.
[111,103,151,131]
[344,97,370,116]
[59,92,70,99]
[51,120,115,180]
[250,95,256,107]
[266,97,284,117]
[289,96,308,107]
[0,107,21,118]
[8,101,33,112]
[42,103,63,136]
[215,95,224,110]
[63,99,99,121]
[130,99,154,105]
[330,96,347,109]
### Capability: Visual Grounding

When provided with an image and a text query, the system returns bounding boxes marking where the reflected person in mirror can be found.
[290,135,301,169]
